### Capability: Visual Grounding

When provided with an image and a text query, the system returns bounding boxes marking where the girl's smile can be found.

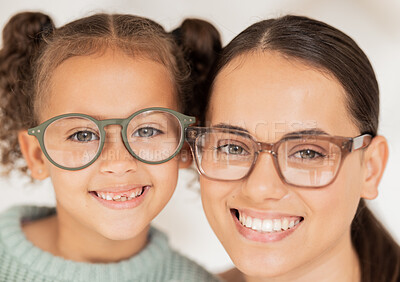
[20,48,183,261]
[90,184,151,210]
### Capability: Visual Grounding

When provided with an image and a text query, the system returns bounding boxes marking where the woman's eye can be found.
[293,149,324,159]
[133,127,162,138]
[69,131,99,142]
[218,144,248,155]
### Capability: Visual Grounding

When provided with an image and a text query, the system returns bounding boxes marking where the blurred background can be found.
[1,0,399,274]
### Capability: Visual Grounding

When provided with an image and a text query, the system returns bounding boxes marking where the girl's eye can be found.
[133,127,162,138]
[293,149,324,159]
[217,144,249,155]
[68,131,99,142]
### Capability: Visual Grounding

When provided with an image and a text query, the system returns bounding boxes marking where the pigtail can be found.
[351,199,400,282]
[0,12,54,175]
[171,19,222,118]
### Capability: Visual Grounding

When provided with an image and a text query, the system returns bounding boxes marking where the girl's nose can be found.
[98,126,138,175]
[241,152,289,202]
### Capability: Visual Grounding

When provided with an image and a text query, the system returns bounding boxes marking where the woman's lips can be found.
[90,185,150,210]
[231,209,304,243]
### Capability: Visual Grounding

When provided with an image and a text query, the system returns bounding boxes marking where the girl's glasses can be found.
[28,108,195,170]
[186,127,372,188]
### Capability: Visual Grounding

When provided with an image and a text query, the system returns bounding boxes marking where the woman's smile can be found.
[230,208,304,243]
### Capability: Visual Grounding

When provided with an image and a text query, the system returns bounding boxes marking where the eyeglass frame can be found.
[185,126,372,188]
[28,107,196,171]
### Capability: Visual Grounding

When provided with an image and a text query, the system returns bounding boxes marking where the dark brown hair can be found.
[205,15,399,282]
[0,12,54,175]
[0,12,220,176]
[172,18,222,119]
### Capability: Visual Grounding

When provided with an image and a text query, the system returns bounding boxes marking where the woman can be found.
[186,15,400,281]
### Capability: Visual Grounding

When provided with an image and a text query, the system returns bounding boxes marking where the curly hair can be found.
[0,12,54,175]
[0,12,221,176]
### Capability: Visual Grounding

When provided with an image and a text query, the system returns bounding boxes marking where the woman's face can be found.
[201,51,371,278]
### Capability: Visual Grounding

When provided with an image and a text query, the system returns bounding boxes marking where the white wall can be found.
[0,0,399,273]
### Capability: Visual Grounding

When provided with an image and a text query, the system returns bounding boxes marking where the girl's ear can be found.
[179,142,193,169]
[18,130,49,180]
[360,135,389,200]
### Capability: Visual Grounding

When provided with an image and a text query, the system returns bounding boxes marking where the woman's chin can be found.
[230,249,295,279]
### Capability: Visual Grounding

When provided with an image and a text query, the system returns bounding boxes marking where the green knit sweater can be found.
[0,206,219,282]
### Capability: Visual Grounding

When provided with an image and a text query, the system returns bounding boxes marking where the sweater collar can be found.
[0,205,170,281]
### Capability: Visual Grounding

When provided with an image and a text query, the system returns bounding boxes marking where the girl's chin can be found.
[94,222,150,241]
[101,232,141,241]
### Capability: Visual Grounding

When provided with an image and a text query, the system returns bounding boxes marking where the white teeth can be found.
[252,218,262,230]
[95,187,147,202]
[273,219,281,231]
[240,213,246,225]
[245,217,253,228]
[282,218,289,230]
[238,212,302,233]
[261,219,273,232]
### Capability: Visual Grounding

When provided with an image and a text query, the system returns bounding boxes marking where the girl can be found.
[186,15,400,281]
[0,12,219,281]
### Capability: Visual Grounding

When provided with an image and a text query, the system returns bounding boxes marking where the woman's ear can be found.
[360,135,389,200]
[18,130,49,180]
[179,141,193,169]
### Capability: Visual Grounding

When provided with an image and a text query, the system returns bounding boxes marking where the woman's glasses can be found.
[186,127,372,188]
[28,108,195,170]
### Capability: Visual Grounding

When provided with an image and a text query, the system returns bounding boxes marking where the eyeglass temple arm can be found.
[351,134,373,151]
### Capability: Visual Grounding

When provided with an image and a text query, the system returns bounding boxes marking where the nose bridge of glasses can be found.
[257,141,276,156]
[97,119,128,149]
[99,118,126,128]
[98,119,126,138]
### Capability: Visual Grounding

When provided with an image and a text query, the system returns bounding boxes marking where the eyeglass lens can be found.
[195,130,342,187]
[43,110,182,169]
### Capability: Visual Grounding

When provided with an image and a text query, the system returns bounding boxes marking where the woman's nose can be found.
[241,152,289,202]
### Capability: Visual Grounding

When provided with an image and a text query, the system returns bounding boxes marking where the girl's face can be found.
[35,49,181,241]
[201,51,374,279]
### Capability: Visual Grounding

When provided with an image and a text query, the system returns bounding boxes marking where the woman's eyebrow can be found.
[212,123,249,133]
[211,124,329,139]
[283,128,329,137]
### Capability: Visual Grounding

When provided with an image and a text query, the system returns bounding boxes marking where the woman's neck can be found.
[245,230,360,282]
[22,207,149,263]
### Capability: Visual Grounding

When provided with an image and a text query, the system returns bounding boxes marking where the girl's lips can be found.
[230,209,304,243]
[90,185,150,210]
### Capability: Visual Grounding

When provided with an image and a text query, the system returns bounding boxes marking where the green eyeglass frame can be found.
[28,107,196,171]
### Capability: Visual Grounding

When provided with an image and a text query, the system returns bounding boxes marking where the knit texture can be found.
[0,206,220,282]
